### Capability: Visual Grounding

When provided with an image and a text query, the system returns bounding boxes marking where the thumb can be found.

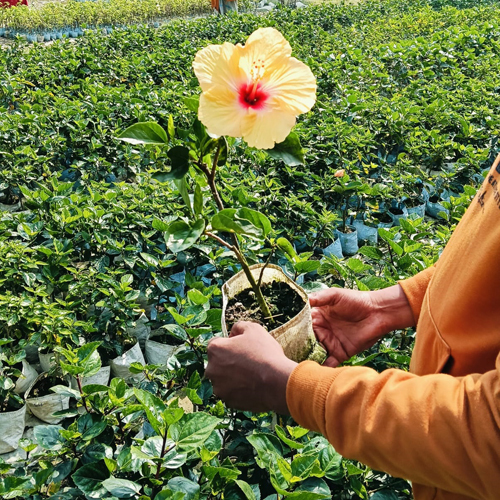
[309,288,342,308]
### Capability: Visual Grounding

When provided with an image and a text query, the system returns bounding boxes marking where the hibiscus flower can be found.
[192,27,316,150]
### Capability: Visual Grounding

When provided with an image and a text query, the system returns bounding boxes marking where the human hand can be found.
[205,321,297,414]
[310,284,414,367]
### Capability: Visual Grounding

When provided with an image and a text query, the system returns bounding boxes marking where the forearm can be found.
[287,360,500,500]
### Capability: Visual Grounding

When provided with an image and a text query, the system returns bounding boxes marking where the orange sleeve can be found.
[398,265,435,324]
[287,358,500,500]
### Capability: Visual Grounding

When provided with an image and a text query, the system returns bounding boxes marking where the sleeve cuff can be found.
[286,360,348,434]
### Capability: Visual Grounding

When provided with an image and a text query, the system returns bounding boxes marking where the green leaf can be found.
[236,208,272,237]
[165,219,205,253]
[167,115,175,140]
[318,446,343,481]
[294,260,321,274]
[117,122,168,146]
[247,433,283,469]
[33,425,65,450]
[169,412,221,452]
[265,132,304,166]
[193,183,203,216]
[216,136,228,166]
[153,146,190,182]
[287,478,331,499]
[134,388,166,436]
[275,425,304,449]
[184,96,200,112]
[211,209,263,239]
[358,246,383,260]
[72,461,110,494]
[102,478,142,498]
[290,454,322,481]
[346,258,372,273]
[370,490,399,500]
[287,426,309,439]
[167,477,200,500]
[174,178,193,214]
[277,237,297,260]
[187,289,209,306]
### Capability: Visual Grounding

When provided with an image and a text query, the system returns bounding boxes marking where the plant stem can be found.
[205,231,273,322]
[77,376,90,413]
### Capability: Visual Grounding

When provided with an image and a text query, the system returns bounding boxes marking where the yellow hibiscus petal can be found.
[193,42,244,92]
[198,86,244,138]
[264,57,317,115]
[238,27,292,78]
[241,108,296,150]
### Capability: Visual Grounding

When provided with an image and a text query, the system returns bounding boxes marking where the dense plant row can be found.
[0,0,210,39]
[1,0,499,498]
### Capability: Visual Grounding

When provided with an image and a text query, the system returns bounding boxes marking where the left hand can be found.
[205,321,297,414]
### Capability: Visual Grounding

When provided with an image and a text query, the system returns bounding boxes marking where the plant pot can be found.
[426,200,449,219]
[44,33,51,41]
[38,349,56,372]
[388,206,408,226]
[0,404,26,454]
[352,219,378,245]
[0,28,6,37]
[24,344,40,363]
[221,264,326,363]
[145,338,182,369]
[126,313,150,350]
[109,342,145,383]
[322,238,343,259]
[14,360,38,395]
[37,34,45,42]
[70,366,111,391]
[25,373,70,425]
[406,202,426,218]
[335,226,358,255]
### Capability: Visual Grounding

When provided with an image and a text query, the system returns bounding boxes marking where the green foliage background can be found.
[1,0,499,498]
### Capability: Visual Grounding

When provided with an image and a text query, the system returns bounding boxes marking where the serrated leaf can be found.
[169,413,221,452]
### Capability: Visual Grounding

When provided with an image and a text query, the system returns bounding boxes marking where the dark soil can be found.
[405,197,424,208]
[1,396,23,413]
[225,281,305,332]
[29,375,67,398]
[429,195,440,203]
[389,207,404,215]
[372,211,393,224]
[339,226,355,234]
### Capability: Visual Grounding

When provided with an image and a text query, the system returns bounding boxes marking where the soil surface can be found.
[225,281,305,332]
[29,375,66,398]
[389,207,404,215]
[372,212,393,223]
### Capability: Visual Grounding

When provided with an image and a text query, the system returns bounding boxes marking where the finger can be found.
[229,321,265,338]
[309,288,342,307]
[323,356,340,368]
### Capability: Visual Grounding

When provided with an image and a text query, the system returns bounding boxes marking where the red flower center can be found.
[238,81,269,110]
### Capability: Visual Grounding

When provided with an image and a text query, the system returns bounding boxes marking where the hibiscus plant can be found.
[117,28,316,321]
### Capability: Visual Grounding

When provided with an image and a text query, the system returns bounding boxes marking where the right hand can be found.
[309,285,414,367]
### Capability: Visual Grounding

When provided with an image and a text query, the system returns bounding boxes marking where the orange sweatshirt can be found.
[287,154,500,500]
